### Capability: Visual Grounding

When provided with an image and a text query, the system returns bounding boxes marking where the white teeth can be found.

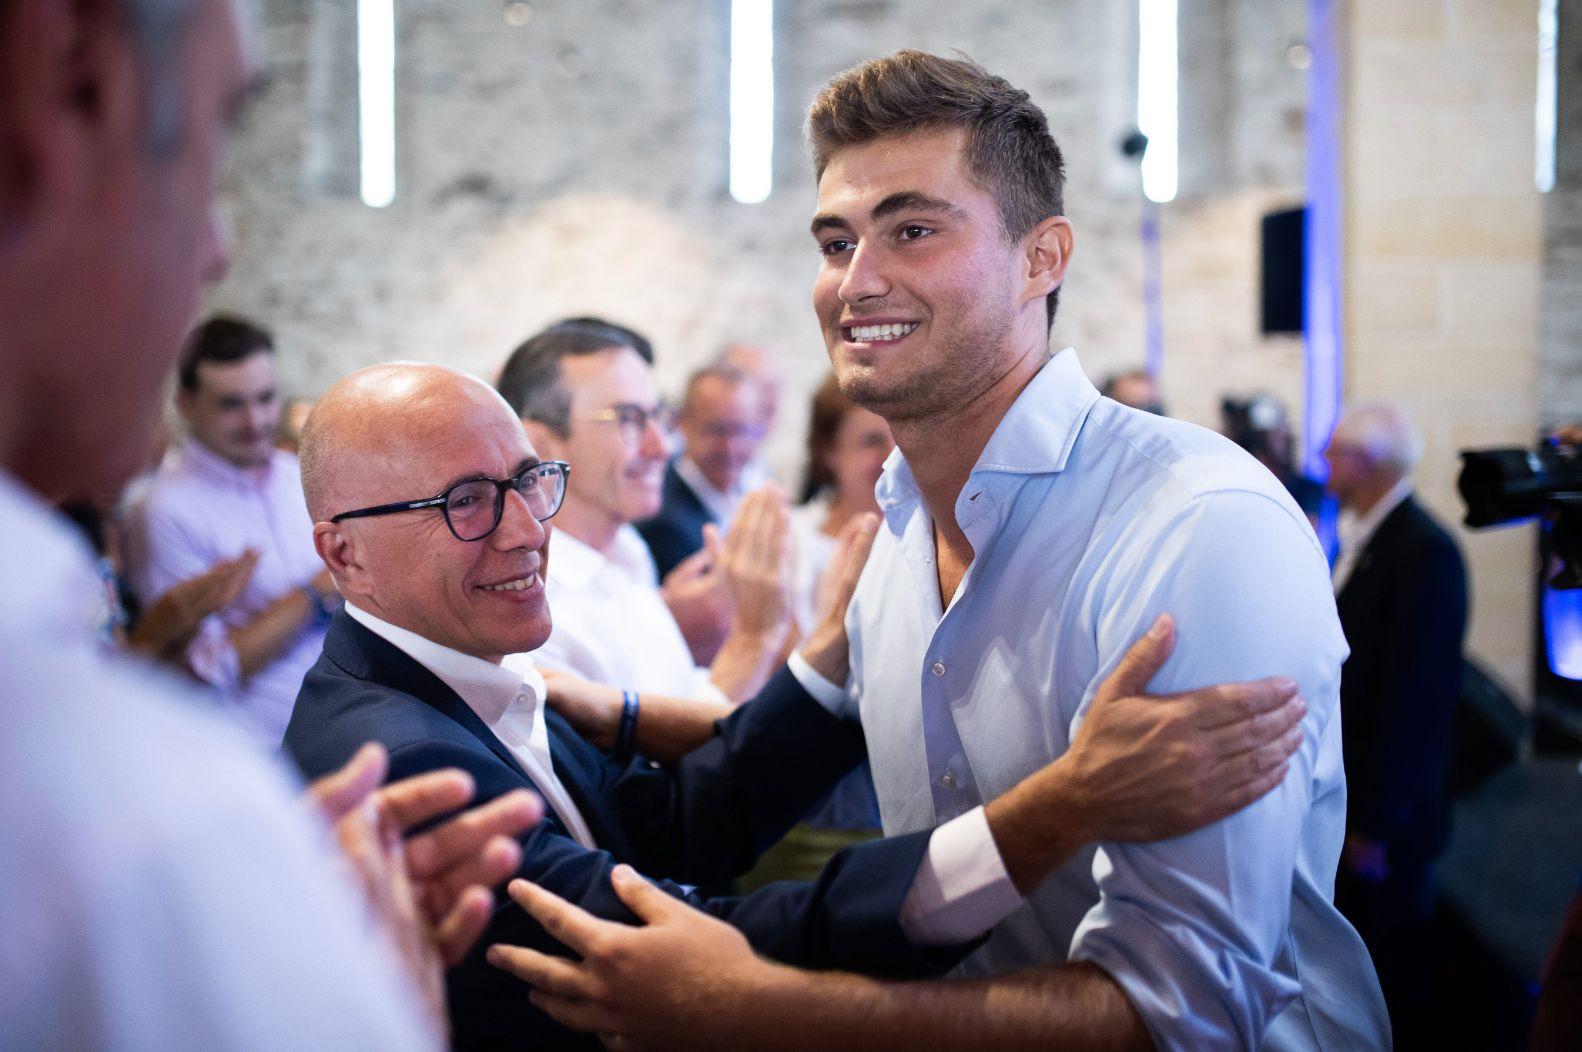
[483,573,540,592]
[848,322,918,343]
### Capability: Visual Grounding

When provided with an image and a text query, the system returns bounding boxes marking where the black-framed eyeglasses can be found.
[330,461,571,542]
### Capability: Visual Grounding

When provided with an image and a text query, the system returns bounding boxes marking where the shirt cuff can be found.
[786,650,851,716]
[899,806,1022,946]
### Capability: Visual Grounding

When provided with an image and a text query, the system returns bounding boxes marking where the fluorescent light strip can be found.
[1138,0,1178,204]
[358,0,396,208]
[1537,0,1558,194]
[729,0,774,204]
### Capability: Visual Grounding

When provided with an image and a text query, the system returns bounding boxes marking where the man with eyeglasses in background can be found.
[495,319,795,714]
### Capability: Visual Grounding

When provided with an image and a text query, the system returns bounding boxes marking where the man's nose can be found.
[493,487,548,551]
[838,239,890,305]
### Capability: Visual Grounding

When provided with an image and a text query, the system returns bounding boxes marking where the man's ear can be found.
[1020,214,1074,308]
[314,522,366,600]
[0,0,141,228]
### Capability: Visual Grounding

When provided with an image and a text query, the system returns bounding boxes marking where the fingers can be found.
[487,942,606,1001]
[608,863,679,925]
[376,768,477,832]
[701,523,724,571]
[433,884,495,967]
[309,742,388,821]
[1209,694,1306,760]
[1206,760,1291,822]
[1093,614,1175,703]
[1190,677,1300,731]
[507,878,614,956]
[403,789,541,879]
[530,989,621,1037]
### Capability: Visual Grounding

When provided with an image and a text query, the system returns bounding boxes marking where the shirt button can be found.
[940,772,957,789]
[931,660,946,677]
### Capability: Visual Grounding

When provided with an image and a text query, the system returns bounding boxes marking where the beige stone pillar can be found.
[1343,1,1543,700]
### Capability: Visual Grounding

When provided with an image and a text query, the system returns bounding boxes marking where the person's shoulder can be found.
[288,655,473,776]
[3,641,314,865]
[1077,402,1311,529]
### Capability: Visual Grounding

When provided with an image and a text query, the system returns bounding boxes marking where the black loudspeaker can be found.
[1260,206,1306,334]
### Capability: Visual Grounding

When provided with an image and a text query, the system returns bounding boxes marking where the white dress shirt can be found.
[345,603,597,850]
[514,524,723,702]
[0,473,435,1051]
[824,350,1389,1051]
[1332,477,1414,593]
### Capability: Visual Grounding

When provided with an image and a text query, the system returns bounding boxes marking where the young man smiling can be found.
[488,50,1390,1052]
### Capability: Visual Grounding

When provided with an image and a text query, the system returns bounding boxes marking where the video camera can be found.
[1458,442,1582,588]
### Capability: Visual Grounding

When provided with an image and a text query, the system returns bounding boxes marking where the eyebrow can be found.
[810,190,969,236]
[436,457,541,495]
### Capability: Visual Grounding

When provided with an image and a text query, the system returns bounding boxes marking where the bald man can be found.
[1323,404,1467,1043]
[285,363,1310,1049]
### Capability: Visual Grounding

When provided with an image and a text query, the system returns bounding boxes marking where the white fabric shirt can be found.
[1331,477,1414,593]
[789,496,841,635]
[826,350,1389,1051]
[0,472,435,1051]
[125,438,327,746]
[516,524,723,702]
[346,603,597,850]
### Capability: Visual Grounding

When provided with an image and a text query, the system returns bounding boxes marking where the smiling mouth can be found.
[480,572,542,593]
[843,321,919,344]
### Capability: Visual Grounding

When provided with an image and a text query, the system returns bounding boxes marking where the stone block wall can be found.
[1343,0,1543,700]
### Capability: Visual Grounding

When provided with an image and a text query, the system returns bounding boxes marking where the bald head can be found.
[300,363,519,524]
[303,361,554,662]
[1324,402,1422,510]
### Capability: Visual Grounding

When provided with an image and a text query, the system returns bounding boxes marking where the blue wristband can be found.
[615,690,640,763]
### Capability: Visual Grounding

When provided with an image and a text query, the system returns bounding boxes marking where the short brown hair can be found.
[807,50,1067,329]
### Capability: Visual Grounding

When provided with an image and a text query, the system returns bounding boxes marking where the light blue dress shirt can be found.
[843,350,1389,1051]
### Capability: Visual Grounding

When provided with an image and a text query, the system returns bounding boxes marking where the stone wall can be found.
[1342,0,1543,700]
[212,0,1311,477]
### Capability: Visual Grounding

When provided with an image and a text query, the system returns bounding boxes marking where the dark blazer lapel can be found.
[321,611,534,785]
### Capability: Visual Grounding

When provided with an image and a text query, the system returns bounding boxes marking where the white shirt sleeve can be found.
[786,649,853,717]
[898,806,1023,945]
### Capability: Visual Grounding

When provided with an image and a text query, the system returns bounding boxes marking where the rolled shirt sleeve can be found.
[1067,490,1349,1051]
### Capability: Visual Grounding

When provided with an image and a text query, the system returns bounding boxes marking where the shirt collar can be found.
[546,525,617,591]
[343,601,545,726]
[676,456,738,510]
[176,434,278,490]
[1338,476,1414,556]
[874,348,1098,525]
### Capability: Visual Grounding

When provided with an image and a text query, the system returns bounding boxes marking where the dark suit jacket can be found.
[284,612,956,1050]
[634,458,714,579]
[1336,495,1469,864]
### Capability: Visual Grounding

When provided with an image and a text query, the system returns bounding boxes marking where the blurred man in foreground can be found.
[0,1,536,1045]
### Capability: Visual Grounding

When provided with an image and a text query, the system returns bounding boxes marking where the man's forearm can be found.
[228,588,316,679]
[716,960,1153,1052]
[631,693,733,762]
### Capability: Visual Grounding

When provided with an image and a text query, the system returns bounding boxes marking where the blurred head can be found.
[718,343,781,432]
[806,51,1071,423]
[302,363,553,663]
[0,0,258,499]
[497,319,670,543]
[1323,403,1422,508]
[278,396,316,454]
[1101,369,1163,415]
[176,315,279,468]
[679,364,766,493]
[802,372,894,506]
